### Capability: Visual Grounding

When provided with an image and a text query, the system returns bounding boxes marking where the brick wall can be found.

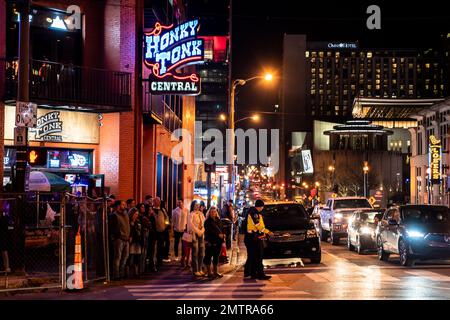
[99,113,120,196]
[118,0,139,200]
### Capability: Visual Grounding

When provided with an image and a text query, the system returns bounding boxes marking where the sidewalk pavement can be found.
[0,234,248,297]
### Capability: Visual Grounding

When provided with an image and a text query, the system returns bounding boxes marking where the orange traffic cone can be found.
[73,227,84,290]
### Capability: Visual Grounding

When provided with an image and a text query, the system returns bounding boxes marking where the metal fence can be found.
[2,58,132,112]
[0,192,109,293]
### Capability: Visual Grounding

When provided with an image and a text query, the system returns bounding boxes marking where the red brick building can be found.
[1,0,196,211]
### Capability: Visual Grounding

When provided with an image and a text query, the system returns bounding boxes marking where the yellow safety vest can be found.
[247,213,270,235]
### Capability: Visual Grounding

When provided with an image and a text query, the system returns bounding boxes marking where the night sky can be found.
[188,0,450,128]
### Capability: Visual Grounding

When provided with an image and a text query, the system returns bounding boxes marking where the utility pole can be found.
[14,0,31,274]
[16,0,30,193]
[227,0,234,203]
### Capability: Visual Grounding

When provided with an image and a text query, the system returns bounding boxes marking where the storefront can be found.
[410,98,450,206]
[3,106,105,196]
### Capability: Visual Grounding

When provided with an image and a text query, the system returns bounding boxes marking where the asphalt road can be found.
[4,238,450,300]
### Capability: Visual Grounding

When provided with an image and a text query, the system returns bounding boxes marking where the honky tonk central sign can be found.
[144,19,204,95]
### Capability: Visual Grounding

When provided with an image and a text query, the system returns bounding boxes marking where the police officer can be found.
[244,199,273,280]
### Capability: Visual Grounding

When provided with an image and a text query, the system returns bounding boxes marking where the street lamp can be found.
[227,73,273,200]
[363,161,369,198]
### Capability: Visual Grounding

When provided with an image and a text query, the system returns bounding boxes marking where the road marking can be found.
[128,286,294,292]
[304,273,330,282]
[131,291,310,298]
[125,283,283,289]
[127,279,310,299]
[406,270,450,282]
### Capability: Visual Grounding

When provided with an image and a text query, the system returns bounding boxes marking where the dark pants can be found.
[244,234,264,277]
[174,231,183,258]
[203,242,222,266]
[163,229,170,259]
[146,233,157,271]
[156,232,165,266]
[244,234,252,276]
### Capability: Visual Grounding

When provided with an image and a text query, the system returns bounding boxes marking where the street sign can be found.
[16,101,37,128]
[14,126,27,146]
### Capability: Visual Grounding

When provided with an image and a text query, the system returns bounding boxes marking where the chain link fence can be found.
[0,192,109,293]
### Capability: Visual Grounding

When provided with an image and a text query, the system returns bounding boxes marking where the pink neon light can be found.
[145,22,174,37]
[167,56,203,72]
[146,62,199,82]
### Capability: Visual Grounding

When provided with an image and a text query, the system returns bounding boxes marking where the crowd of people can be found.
[107,195,238,280]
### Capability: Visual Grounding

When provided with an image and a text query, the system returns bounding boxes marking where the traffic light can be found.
[27,148,47,166]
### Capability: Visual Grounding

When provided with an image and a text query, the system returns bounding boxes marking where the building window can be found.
[417,131,423,155]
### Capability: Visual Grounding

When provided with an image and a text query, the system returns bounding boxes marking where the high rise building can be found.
[279,35,450,195]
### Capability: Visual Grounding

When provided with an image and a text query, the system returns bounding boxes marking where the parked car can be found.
[318,197,373,245]
[261,201,321,263]
[376,205,450,266]
[347,209,384,254]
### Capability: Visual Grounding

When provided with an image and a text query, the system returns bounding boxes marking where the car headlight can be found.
[335,213,343,219]
[407,230,424,238]
[307,229,317,238]
[360,226,373,235]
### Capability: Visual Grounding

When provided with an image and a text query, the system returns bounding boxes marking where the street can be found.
[5,239,450,300]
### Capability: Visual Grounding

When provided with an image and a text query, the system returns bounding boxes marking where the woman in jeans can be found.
[188,202,205,277]
[203,206,224,279]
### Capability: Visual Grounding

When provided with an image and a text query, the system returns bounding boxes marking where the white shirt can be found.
[188,210,205,238]
[172,207,188,233]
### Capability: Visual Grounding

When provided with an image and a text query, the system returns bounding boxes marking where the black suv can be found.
[261,202,321,263]
[376,205,450,266]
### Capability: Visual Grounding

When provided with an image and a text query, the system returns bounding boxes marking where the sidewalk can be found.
[0,234,248,298]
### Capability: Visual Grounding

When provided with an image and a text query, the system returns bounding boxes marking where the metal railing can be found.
[2,58,132,112]
[0,192,109,293]
[143,80,182,132]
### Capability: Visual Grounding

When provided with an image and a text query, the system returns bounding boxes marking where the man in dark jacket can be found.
[110,200,130,280]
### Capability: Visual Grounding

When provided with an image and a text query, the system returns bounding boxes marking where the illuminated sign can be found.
[29,150,38,164]
[144,20,203,95]
[69,154,87,167]
[27,149,47,166]
[429,135,442,184]
[32,111,63,142]
[301,150,314,174]
[327,42,358,49]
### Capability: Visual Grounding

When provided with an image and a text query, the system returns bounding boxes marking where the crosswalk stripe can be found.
[131,291,310,297]
[125,283,281,289]
[128,286,297,292]
[303,273,330,282]
[406,270,450,282]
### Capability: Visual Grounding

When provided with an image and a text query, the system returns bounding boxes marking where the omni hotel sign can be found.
[144,19,204,95]
[429,135,442,185]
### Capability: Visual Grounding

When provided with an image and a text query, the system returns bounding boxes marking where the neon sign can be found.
[429,135,442,184]
[144,20,204,95]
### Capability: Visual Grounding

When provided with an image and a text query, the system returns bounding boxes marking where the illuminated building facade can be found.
[409,98,450,206]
